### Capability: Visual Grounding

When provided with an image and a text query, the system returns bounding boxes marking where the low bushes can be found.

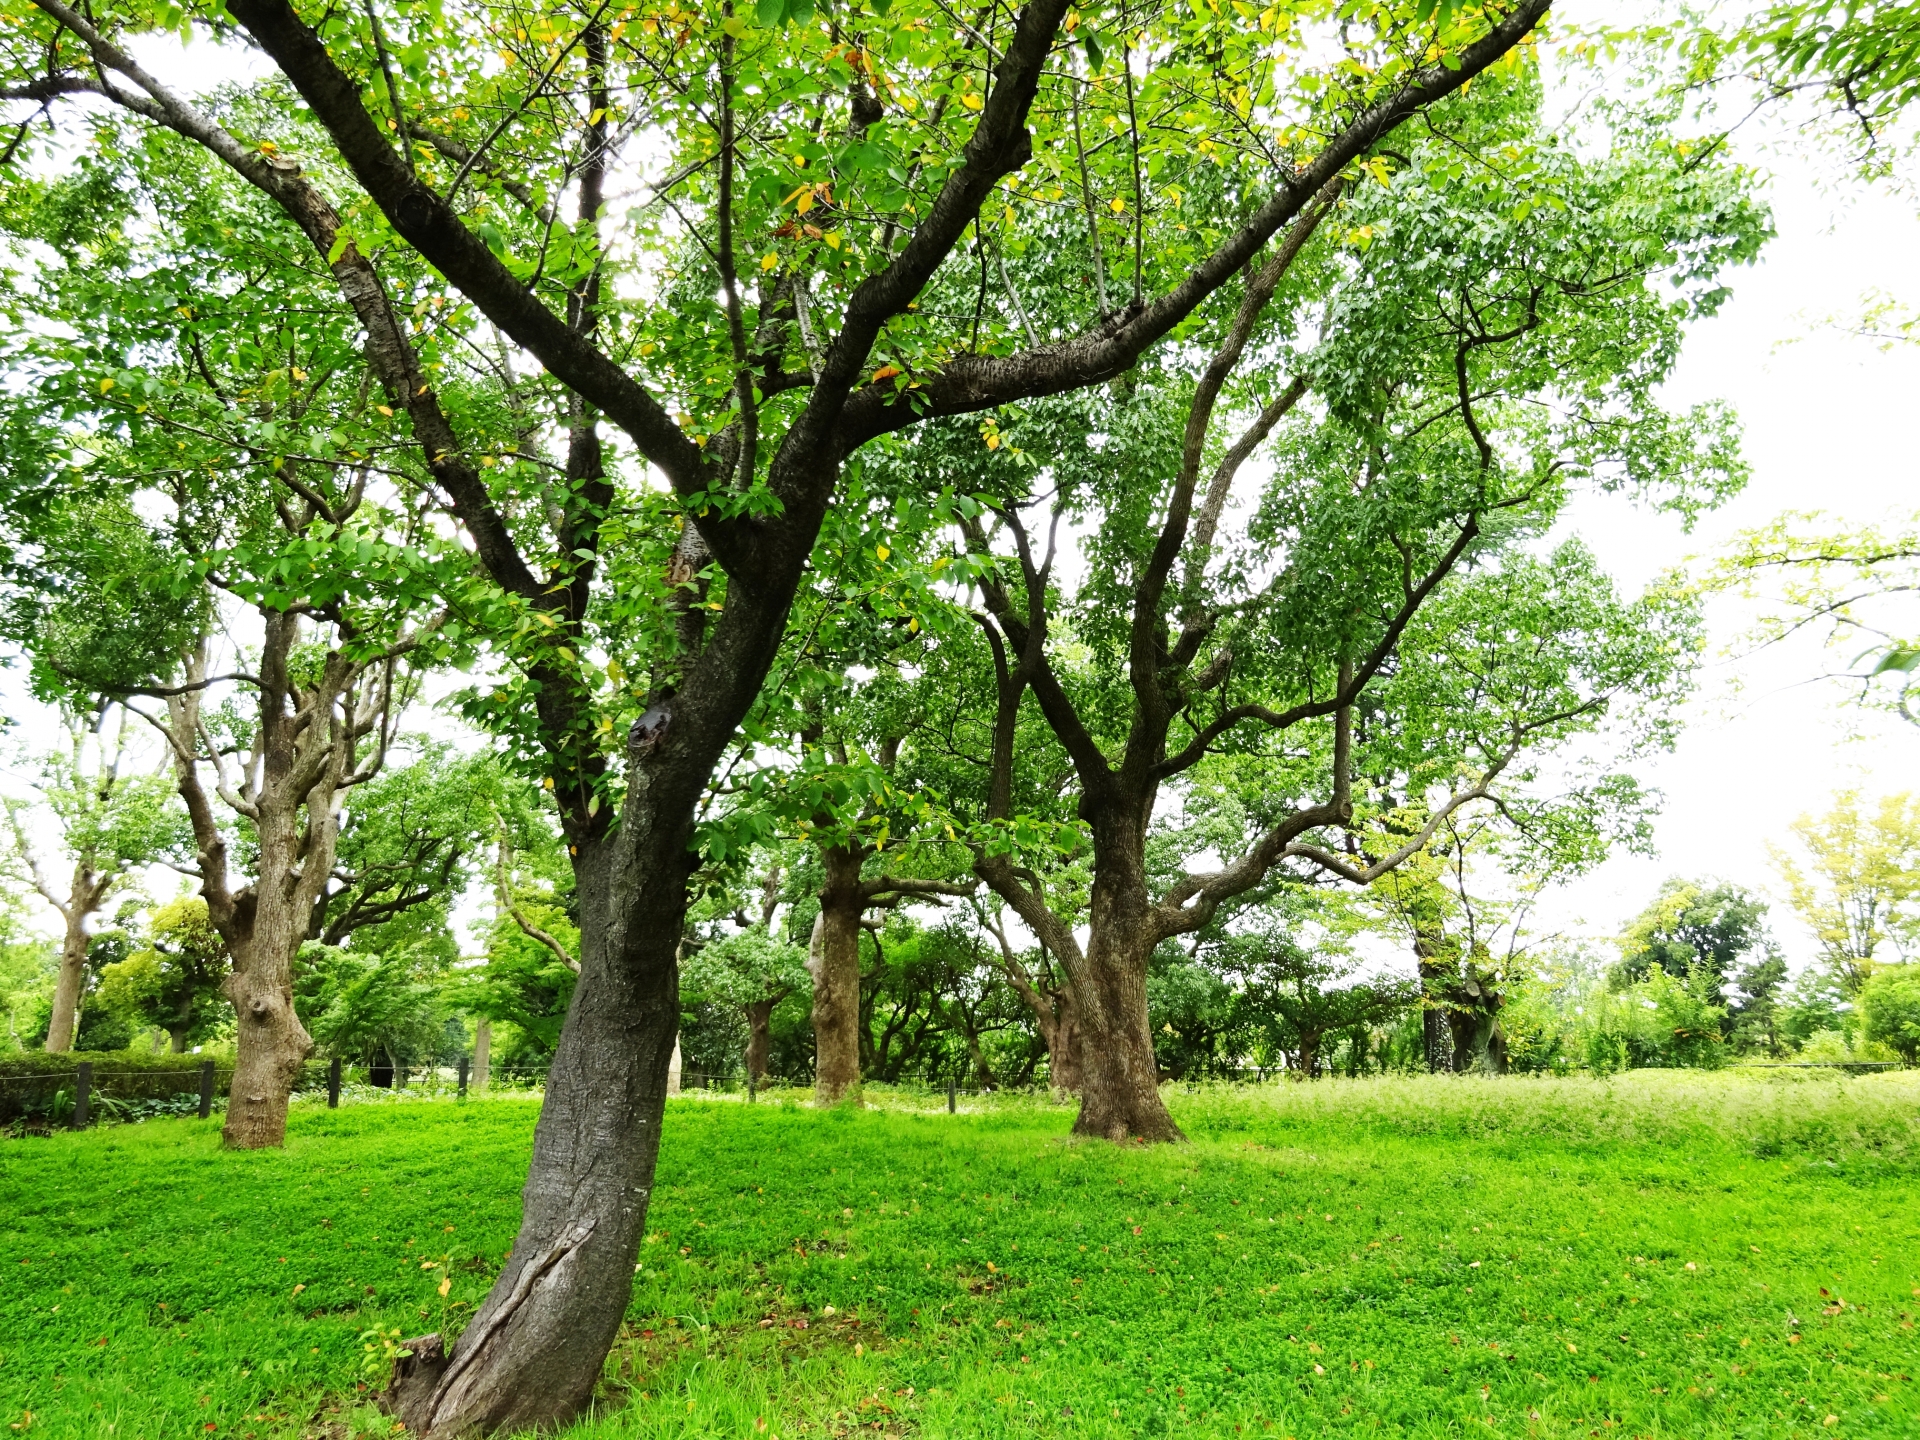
[0,1051,236,1124]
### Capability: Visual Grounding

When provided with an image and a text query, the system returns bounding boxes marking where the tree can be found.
[1858,962,1920,1064]
[1727,949,1791,1056]
[2,703,185,1050]
[97,895,229,1052]
[925,80,1756,1138]
[1771,791,1920,992]
[1231,931,1415,1079]
[1615,878,1772,1006]
[1742,4,1920,160]
[2,0,1555,1424]
[0,888,57,1052]
[311,750,500,951]
[680,866,809,1087]
[978,897,1083,1094]
[295,942,450,1074]
[0,151,444,1145]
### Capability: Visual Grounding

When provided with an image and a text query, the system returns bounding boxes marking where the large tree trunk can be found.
[808,843,865,1105]
[1298,1029,1324,1078]
[219,780,317,1148]
[43,888,93,1053]
[1064,817,1184,1141]
[744,999,774,1084]
[390,817,686,1437]
[472,1017,491,1093]
[1446,1006,1477,1075]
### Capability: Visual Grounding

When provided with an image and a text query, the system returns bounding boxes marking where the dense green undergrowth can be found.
[2,1073,1917,1439]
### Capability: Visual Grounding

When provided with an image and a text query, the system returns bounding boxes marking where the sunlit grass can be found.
[2,1073,1916,1438]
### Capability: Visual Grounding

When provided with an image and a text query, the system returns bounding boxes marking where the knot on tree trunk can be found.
[383,1332,449,1432]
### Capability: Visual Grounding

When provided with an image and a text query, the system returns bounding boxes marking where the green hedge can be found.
[0,1052,231,1120]
[0,1052,241,1123]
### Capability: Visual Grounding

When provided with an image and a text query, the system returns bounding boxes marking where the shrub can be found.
[0,1051,232,1124]
[1859,963,1920,1065]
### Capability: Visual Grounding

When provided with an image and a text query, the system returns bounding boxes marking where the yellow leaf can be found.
[875,545,890,561]
[824,230,842,250]
[437,1277,452,1297]
[872,365,901,382]
[985,433,1000,450]
[377,404,394,417]
[99,377,115,393]
[1109,196,1126,213]
[760,252,779,272]
[961,92,983,110]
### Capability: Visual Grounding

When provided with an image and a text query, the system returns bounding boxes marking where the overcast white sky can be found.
[3,10,1917,971]
[1523,145,1920,964]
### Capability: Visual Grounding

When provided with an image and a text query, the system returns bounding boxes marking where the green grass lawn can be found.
[3,1072,1918,1440]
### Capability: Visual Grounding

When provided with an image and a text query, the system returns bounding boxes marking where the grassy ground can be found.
[2,1072,1918,1440]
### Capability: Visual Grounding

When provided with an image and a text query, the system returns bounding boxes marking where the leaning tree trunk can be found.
[808,843,866,1105]
[42,894,93,1054]
[388,811,687,1437]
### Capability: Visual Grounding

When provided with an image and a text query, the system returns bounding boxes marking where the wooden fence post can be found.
[197,1059,215,1119]
[328,1056,342,1109]
[947,1077,957,1114]
[458,1056,469,1098]
[72,1060,91,1130]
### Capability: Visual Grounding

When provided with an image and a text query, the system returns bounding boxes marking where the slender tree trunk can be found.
[1414,929,1454,1074]
[169,1026,189,1054]
[473,1018,491,1093]
[667,1037,682,1096]
[809,843,865,1105]
[43,893,92,1054]
[744,999,774,1084]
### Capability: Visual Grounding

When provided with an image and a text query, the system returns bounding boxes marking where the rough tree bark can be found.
[809,843,868,1104]
[42,864,108,1053]
[159,623,406,1148]
[744,999,775,1085]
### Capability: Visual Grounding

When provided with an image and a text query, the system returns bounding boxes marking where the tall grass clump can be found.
[1170,1068,1920,1165]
